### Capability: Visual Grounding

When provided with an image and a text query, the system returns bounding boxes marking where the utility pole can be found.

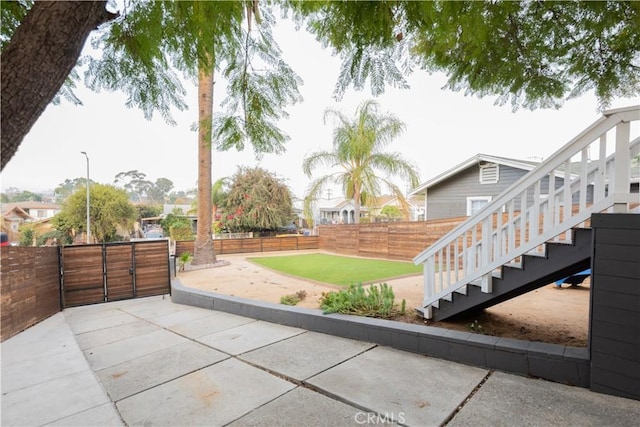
[81,151,91,244]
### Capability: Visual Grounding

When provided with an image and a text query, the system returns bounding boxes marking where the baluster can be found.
[594,134,607,201]
[563,159,572,240]
[508,199,515,255]
[520,191,527,247]
[546,170,555,239]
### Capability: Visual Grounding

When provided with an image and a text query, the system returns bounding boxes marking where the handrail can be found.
[414,105,639,314]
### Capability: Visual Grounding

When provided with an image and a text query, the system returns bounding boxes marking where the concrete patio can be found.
[2,295,638,426]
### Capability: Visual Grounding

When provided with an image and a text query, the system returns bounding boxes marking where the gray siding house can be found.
[410,154,567,220]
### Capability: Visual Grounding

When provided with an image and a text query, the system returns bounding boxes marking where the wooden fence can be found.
[1,246,61,342]
[176,235,320,257]
[318,217,467,261]
[2,220,463,341]
[61,240,171,307]
[175,219,466,262]
[1,240,171,342]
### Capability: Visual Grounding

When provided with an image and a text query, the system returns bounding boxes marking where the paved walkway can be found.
[2,295,638,426]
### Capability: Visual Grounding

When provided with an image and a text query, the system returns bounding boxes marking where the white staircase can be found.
[414,105,640,320]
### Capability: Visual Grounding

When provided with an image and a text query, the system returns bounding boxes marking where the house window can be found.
[467,196,492,216]
[479,163,499,184]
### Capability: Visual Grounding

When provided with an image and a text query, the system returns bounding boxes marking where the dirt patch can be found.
[177,251,589,347]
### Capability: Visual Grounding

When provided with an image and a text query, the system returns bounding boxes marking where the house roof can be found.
[2,206,34,221]
[410,154,541,195]
[372,195,425,209]
[1,202,61,213]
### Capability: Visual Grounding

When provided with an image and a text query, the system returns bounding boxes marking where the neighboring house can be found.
[410,154,558,221]
[1,202,61,242]
[371,195,426,221]
[302,197,369,226]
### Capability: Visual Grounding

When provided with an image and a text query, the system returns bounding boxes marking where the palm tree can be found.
[192,64,216,265]
[303,99,419,224]
[211,177,230,223]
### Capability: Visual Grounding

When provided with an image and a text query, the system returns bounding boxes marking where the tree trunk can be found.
[353,185,361,224]
[1,1,117,170]
[192,68,216,265]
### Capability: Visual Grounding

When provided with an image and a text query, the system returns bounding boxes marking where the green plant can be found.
[177,252,193,272]
[469,320,484,334]
[319,283,405,319]
[280,290,307,306]
[19,226,35,246]
[169,223,194,241]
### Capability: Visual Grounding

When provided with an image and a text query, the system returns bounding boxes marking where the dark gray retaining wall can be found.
[172,280,589,387]
[589,213,640,400]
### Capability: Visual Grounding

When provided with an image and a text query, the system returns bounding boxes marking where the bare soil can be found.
[178,251,589,347]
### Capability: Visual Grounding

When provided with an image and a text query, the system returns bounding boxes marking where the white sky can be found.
[1,17,638,199]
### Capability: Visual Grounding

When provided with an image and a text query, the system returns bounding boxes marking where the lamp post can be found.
[80,152,91,244]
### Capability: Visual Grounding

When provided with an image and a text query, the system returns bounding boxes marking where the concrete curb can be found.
[171,279,589,387]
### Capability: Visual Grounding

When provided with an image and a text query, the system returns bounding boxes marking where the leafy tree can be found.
[54,177,88,203]
[114,170,153,202]
[85,2,301,265]
[167,189,196,203]
[4,1,636,171]
[380,205,403,220]
[1,1,118,170]
[147,177,174,205]
[55,183,136,243]
[10,190,42,202]
[223,167,294,232]
[293,1,639,110]
[160,210,193,241]
[303,99,419,224]
[135,204,162,222]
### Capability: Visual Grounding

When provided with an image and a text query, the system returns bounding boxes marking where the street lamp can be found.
[80,152,91,244]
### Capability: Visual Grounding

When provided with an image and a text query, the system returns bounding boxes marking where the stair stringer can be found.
[428,228,593,322]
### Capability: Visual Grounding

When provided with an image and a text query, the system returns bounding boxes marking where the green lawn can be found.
[247,253,422,286]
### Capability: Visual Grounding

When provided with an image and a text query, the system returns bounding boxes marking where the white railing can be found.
[414,106,639,317]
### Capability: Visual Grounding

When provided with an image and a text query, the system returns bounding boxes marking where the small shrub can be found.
[469,320,484,334]
[280,290,308,306]
[319,283,406,319]
[177,251,193,272]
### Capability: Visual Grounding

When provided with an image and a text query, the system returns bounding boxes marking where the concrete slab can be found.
[97,341,229,401]
[239,331,375,381]
[116,295,191,319]
[228,386,377,427]
[1,369,112,426]
[116,358,296,426]
[64,307,141,335]
[1,313,88,393]
[307,346,488,426]
[167,311,256,339]
[74,319,162,350]
[448,371,640,427]
[146,305,219,328]
[1,313,82,365]
[197,320,305,355]
[48,403,125,426]
[83,328,188,371]
[1,340,90,393]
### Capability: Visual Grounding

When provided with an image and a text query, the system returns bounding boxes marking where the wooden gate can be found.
[61,240,170,307]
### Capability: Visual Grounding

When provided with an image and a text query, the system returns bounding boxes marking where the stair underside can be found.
[423,228,593,322]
